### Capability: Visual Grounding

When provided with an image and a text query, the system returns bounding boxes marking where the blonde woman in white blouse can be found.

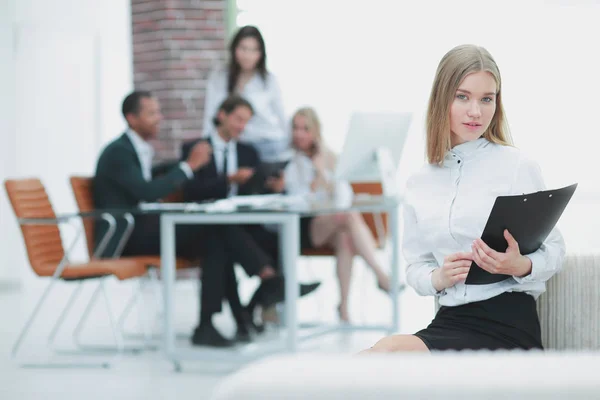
[362,45,565,353]
[266,107,392,322]
[203,26,289,163]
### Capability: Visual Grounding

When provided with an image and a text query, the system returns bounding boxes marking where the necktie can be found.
[222,146,228,177]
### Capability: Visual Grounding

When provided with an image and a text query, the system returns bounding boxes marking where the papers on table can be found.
[138,194,310,213]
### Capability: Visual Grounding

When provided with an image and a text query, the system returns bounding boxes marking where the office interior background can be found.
[0,0,599,398]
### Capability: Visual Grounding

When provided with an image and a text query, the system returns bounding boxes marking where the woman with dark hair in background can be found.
[203,25,290,167]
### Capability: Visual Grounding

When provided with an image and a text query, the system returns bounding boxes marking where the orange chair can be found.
[4,178,149,367]
[69,177,194,268]
[350,182,389,247]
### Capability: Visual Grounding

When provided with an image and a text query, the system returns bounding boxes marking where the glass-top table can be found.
[154,195,403,370]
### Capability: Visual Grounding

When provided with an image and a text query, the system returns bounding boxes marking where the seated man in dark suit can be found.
[93,90,282,347]
[182,95,320,330]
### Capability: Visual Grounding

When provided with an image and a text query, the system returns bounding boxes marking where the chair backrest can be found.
[69,176,95,259]
[69,175,184,257]
[4,178,65,276]
[351,182,388,247]
[537,252,600,350]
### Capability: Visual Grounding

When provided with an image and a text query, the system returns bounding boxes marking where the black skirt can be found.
[414,291,543,351]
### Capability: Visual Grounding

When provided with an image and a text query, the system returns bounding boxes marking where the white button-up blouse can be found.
[404,138,566,307]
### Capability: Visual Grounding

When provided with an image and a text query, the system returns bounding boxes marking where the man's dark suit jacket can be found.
[181,137,261,202]
[93,133,187,257]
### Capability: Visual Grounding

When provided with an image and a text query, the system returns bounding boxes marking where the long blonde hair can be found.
[291,107,336,171]
[426,44,513,164]
[291,107,323,157]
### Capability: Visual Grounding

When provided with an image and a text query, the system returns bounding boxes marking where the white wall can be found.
[0,0,18,287]
[0,0,133,288]
[238,0,600,190]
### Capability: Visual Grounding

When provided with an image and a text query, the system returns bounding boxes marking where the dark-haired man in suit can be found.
[182,95,320,333]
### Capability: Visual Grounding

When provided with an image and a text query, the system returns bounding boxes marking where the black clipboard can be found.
[465,183,577,285]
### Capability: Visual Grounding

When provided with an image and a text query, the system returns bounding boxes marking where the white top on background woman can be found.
[203,25,289,163]
[362,44,565,353]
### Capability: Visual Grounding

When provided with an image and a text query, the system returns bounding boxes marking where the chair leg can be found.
[149,267,196,341]
[47,282,84,349]
[148,267,170,334]
[11,278,111,369]
[20,362,109,369]
[117,269,165,342]
[148,267,163,314]
[135,278,154,348]
[120,268,195,342]
[65,279,143,354]
[116,282,143,335]
[71,282,103,349]
[100,280,124,353]
[148,267,173,334]
[12,277,61,359]
[118,277,160,347]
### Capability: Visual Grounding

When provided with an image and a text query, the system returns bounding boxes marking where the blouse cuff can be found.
[513,252,544,284]
[422,269,444,297]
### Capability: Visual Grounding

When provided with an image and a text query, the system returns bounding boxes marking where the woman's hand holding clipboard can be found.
[466,183,578,285]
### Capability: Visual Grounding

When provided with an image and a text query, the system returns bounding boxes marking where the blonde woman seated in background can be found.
[266,107,393,322]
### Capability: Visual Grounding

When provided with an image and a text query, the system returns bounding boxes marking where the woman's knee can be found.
[333,213,351,227]
[342,211,364,227]
[348,211,362,221]
[334,231,354,252]
[369,334,429,353]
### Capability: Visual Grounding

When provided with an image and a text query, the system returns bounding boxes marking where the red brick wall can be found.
[131,0,229,161]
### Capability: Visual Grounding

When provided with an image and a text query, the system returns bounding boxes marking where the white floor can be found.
[0,258,435,399]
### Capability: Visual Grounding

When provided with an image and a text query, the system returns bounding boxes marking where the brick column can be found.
[131,0,230,161]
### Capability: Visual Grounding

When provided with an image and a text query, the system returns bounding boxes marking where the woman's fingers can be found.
[450,266,471,276]
[477,246,498,267]
[474,239,501,260]
[472,245,484,266]
[453,272,469,283]
[472,246,498,273]
[440,252,475,289]
[445,252,474,263]
[444,260,472,270]
[479,247,498,264]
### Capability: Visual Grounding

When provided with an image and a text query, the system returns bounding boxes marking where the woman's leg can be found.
[309,214,344,247]
[339,212,391,291]
[311,213,391,290]
[309,215,355,321]
[331,231,355,322]
[360,334,429,353]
